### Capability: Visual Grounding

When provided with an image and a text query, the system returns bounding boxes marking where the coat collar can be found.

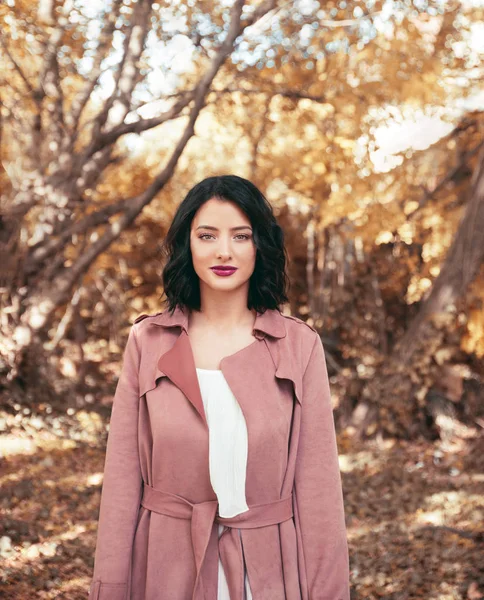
[140,305,287,340]
[135,306,301,434]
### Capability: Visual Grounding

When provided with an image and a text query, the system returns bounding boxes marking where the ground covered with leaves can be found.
[1,402,483,600]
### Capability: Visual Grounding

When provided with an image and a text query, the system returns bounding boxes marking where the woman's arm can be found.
[293,332,351,600]
[89,325,143,600]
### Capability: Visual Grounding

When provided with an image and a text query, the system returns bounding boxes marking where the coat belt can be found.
[140,482,294,600]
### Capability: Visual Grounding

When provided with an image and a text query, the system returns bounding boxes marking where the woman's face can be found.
[190,197,256,295]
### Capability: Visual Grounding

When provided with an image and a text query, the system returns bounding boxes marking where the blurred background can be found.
[0,0,483,598]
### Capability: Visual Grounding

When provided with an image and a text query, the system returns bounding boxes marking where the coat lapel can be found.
[264,335,303,406]
[135,305,303,428]
[157,331,207,427]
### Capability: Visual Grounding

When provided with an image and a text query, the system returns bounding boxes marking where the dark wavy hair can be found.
[160,175,290,314]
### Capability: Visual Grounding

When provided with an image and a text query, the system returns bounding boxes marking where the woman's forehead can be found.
[193,198,251,227]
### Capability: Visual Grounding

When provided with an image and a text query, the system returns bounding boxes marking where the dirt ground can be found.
[1,405,483,600]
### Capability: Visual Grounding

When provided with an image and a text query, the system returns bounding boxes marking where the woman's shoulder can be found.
[277,312,322,369]
[133,311,164,324]
[130,311,178,358]
[279,312,319,338]
[131,311,170,340]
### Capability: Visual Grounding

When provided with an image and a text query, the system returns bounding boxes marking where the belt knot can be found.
[140,482,293,600]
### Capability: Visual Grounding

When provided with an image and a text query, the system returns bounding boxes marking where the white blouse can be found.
[196,368,253,600]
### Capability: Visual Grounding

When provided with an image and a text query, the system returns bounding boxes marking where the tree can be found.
[0,0,279,377]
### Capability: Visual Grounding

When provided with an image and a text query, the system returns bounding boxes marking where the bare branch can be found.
[0,35,44,165]
[0,82,34,137]
[242,0,280,27]
[91,0,153,136]
[86,92,194,156]
[42,54,67,155]
[67,0,125,134]
[72,0,154,179]
[100,85,325,149]
[210,86,326,102]
[26,195,132,269]
[36,0,74,101]
[0,35,36,97]
[319,11,383,27]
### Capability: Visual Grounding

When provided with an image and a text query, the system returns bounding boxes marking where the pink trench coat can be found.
[88,306,350,600]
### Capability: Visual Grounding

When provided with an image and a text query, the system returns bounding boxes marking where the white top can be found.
[196,368,253,600]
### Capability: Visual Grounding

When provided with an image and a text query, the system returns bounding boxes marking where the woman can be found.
[88,175,350,600]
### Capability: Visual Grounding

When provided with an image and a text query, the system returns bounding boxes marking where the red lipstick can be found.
[210,266,238,277]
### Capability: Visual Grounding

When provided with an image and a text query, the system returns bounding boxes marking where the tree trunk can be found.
[352,143,484,439]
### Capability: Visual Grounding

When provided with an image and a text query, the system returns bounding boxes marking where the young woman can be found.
[88,175,350,600]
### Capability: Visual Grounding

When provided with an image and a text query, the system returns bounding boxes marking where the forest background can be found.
[0,0,483,598]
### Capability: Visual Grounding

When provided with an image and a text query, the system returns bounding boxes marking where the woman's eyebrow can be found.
[195,225,252,231]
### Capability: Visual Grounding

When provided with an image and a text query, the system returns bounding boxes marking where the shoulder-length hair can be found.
[160,174,290,314]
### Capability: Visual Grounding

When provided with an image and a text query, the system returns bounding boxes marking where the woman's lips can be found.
[210,267,238,277]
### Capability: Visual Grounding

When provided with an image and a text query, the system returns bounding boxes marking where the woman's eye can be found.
[198,234,251,240]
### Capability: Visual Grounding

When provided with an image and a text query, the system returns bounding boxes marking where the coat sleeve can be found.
[89,325,143,600]
[293,332,351,600]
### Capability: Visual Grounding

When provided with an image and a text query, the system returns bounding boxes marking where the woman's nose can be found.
[216,239,232,257]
